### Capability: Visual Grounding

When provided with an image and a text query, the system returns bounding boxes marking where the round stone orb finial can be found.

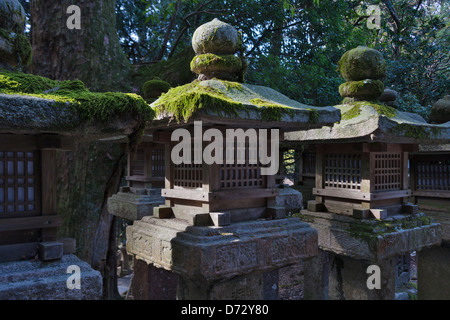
[192,18,239,55]
[0,0,26,33]
[338,46,386,81]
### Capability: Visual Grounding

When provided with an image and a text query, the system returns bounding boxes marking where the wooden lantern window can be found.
[413,156,450,192]
[311,143,414,217]
[127,142,165,189]
[0,134,66,262]
[324,153,362,190]
[0,151,40,217]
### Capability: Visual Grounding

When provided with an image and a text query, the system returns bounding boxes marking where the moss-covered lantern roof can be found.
[149,19,340,131]
[0,70,155,139]
[285,46,450,145]
[284,101,450,144]
[150,78,340,130]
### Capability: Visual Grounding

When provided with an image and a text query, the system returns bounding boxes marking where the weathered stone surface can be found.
[284,102,450,144]
[107,189,164,220]
[268,187,303,215]
[299,210,442,261]
[192,18,239,55]
[429,95,450,124]
[378,88,398,102]
[338,46,386,81]
[0,254,102,300]
[127,216,318,282]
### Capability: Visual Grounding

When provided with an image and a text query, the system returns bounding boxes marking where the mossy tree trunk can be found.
[30,0,132,299]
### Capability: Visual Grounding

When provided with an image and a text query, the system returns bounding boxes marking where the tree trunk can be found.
[30,0,130,92]
[30,0,131,299]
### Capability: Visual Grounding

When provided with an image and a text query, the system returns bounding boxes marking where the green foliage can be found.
[0,70,155,124]
[117,0,449,116]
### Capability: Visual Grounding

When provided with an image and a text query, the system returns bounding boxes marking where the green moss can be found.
[348,214,433,253]
[291,212,315,223]
[0,28,31,67]
[389,123,442,139]
[154,82,298,123]
[339,79,384,99]
[13,34,32,66]
[219,79,243,91]
[306,108,320,124]
[249,98,295,121]
[190,53,243,74]
[0,70,155,124]
[154,80,246,122]
[341,101,397,121]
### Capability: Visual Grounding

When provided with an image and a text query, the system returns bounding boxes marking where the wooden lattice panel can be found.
[0,151,40,216]
[373,153,401,191]
[324,153,361,189]
[152,148,165,177]
[415,158,450,191]
[219,139,264,189]
[220,163,264,189]
[173,163,202,189]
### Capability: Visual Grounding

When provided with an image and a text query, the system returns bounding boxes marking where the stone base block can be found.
[299,210,442,261]
[127,216,318,299]
[107,188,164,220]
[0,254,102,300]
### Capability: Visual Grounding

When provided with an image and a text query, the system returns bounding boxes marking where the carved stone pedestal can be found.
[126,216,318,300]
[299,210,441,300]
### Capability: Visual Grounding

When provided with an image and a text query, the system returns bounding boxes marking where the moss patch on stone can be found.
[389,122,442,139]
[249,98,296,121]
[154,80,246,122]
[190,53,243,75]
[348,214,434,252]
[154,81,300,123]
[341,101,397,121]
[0,70,155,124]
[338,79,384,99]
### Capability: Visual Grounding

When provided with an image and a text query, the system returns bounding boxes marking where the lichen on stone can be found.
[338,79,384,100]
[341,101,397,121]
[190,53,243,75]
[389,122,442,139]
[348,214,434,253]
[249,98,295,121]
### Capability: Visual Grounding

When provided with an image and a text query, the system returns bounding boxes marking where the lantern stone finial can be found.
[337,46,386,102]
[190,18,246,82]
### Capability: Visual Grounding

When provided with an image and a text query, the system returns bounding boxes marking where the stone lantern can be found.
[121,19,341,300]
[0,2,154,298]
[285,46,450,300]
